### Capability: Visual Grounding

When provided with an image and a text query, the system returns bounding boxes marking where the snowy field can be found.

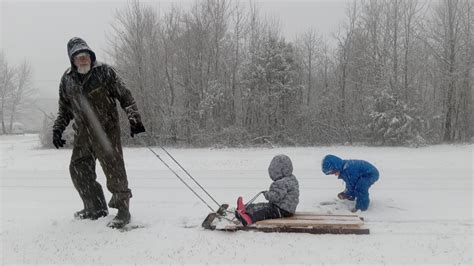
[1,134,473,264]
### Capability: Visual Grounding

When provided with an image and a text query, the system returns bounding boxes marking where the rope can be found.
[143,144,216,213]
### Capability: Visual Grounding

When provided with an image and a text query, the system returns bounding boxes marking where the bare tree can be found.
[111,0,162,140]
[229,0,248,126]
[427,0,471,142]
[297,28,320,106]
[9,61,34,133]
[159,5,183,142]
[400,0,424,103]
[334,0,358,143]
[0,54,35,134]
[457,0,473,140]
[0,53,15,134]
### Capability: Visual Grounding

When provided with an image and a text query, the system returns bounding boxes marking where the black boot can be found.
[74,185,108,220]
[74,209,108,220]
[107,209,131,229]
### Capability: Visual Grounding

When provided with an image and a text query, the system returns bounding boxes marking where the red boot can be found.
[235,210,253,226]
[237,196,246,212]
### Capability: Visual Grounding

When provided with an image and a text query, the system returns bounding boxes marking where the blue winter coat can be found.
[322,155,379,211]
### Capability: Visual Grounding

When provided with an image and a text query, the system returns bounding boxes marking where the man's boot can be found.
[74,192,108,220]
[107,197,131,229]
[74,197,108,220]
[107,208,131,229]
[74,209,108,220]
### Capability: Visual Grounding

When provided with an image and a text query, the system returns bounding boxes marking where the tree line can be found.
[107,0,472,147]
[37,0,472,147]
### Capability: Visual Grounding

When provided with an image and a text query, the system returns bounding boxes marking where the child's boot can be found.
[237,196,246,212]
[235,210,253,226]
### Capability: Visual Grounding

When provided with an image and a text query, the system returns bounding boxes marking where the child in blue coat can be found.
[322,154,379,212]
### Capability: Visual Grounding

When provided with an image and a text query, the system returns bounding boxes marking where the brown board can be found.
[216,212,370,235]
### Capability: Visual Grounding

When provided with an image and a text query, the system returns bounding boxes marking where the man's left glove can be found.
[52,129,66,149]
[130,119,146,138]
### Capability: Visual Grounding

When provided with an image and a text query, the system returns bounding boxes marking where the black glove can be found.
[130,119,145,138]
[52,129,66,149]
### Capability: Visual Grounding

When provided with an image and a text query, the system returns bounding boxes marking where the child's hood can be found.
[268,154,293,181]
[322,154,345,174]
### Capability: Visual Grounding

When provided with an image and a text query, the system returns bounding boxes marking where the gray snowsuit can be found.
[245,154,300,222]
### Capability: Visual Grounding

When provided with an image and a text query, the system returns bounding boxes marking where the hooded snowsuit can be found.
[322,154,379,211]
[53,37,142,212]
[245,154,300,222]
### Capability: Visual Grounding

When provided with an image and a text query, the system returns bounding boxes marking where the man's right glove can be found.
[52,129,66,149]
[130,118,146,138]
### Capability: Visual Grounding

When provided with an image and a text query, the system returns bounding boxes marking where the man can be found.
[53,37,145,229]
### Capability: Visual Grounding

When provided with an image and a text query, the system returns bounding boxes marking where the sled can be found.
[201,203,230,230]
[204,211,370,235]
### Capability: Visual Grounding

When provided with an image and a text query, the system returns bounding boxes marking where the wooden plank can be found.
[256,219,363,226]
[294,212,359,218]
[285,215,363,222]
[220,224,370,235]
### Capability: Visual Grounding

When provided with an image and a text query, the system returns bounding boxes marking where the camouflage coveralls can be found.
[53,38,142,212]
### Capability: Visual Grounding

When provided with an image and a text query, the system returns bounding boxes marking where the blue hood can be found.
[321,154,345,174]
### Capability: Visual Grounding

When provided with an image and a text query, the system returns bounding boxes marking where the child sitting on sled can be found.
[235,154,299,226]
[321,154,379,212]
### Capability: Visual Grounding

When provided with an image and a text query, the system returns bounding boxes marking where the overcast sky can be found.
[1,0,348,99]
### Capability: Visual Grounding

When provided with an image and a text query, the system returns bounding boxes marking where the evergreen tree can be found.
[368,90,426,146]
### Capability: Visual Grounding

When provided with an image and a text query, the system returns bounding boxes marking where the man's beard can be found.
[77,64,91,74]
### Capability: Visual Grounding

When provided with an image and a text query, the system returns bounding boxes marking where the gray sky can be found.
[1,0,348,99]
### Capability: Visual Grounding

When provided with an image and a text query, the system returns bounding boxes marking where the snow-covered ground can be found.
[1,134,472,264]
